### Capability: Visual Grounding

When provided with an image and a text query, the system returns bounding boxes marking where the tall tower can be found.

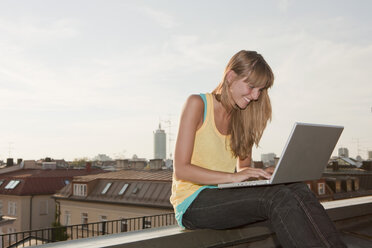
[154,123,166,159]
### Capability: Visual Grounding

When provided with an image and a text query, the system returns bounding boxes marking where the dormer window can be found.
[5,180,20,189]
[318,182,325,195]
[101,183,112,194]
[74,184,87,196]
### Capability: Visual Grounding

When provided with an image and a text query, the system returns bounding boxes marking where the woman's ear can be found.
[226,70,237,85]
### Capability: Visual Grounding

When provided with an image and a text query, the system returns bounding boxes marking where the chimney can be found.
[86,162,92,172]
[6,158,14,167]
[17,158,23,165]
[331,161,339,171]
[362,161,372,171]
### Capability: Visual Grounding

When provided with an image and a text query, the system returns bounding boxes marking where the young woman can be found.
[170,50,346,247]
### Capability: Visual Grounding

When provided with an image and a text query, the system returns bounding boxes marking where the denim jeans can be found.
[182,183,346,248]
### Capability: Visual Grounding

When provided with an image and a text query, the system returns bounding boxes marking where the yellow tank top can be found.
[170,93,237,226]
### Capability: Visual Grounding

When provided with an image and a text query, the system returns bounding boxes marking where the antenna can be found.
[352,138,361,157]
[160,115,175,159]
[8,142,14,158]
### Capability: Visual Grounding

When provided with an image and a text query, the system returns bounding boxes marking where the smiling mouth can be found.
[243,97,251,103]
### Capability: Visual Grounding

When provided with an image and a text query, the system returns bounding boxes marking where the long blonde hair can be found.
[212,50,274,159]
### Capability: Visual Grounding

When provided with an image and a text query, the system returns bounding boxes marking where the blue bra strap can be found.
[199,94,207,123]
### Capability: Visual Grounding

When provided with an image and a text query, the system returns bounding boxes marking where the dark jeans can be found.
[182,183,346,248]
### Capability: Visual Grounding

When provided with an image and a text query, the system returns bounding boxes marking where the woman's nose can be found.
[252,89,260,100]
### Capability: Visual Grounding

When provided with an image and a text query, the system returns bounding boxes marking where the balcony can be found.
[34,196,372,248]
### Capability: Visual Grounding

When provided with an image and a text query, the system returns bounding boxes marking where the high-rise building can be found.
[261,153,276,166]
[154,123,166,159]
[338,147,349,157]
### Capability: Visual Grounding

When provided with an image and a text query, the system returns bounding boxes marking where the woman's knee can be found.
[264,185,297,211]
[287,182,318,202]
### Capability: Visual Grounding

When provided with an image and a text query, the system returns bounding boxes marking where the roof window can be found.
[5,180,20,189]
[101,182,112,194]
[118,184,129,195]
[132,187,140,195]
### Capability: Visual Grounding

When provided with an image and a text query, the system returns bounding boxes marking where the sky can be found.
[0,0,371,162]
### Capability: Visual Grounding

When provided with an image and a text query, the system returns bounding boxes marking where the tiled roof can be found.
[55,169,173,208]
[0,168,105,196]
[73,169,173,182]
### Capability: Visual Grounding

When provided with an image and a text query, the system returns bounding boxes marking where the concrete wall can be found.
[57,199,172,226]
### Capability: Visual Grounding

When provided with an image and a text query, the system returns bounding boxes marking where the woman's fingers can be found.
[236,168,271,181]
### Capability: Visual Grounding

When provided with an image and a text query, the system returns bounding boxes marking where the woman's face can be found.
[229,76,263,109]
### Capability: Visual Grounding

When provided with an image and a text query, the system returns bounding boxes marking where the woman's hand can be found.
[231,167,272,183]
[264,166,275,174]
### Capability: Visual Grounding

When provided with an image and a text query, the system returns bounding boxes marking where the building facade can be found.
[338,147,349,158]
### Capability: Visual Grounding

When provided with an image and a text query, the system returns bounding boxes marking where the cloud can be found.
[139,5,178,29]
[0,17,79,42]
[277,0,291,12]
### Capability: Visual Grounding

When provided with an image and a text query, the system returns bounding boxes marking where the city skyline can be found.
[0,1,371,161]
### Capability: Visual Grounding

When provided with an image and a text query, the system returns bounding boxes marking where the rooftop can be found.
[54,169,173,208]
[0,168,105,195]
[72,169,172,182]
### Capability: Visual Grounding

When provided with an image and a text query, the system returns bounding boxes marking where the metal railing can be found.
[1,213,176,248]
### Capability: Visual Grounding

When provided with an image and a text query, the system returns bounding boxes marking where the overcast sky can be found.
[0,0,371,161]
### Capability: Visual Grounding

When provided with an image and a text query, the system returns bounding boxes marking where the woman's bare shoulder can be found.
[185,94,204,108]
[181,94,204,128]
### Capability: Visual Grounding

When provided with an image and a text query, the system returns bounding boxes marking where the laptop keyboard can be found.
[218,179,270,189]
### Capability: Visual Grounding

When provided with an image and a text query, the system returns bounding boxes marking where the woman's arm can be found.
[174,95,271,184]
[174,95,233,184]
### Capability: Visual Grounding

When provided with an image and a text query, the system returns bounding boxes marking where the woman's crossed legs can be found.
[182,183,346,248]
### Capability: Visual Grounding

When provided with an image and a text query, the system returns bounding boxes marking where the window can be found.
[99,215,107,233]
[318,182,325,195]
[143,218,151,229]
[8,202,17,216]
[81,213,88,229]
[0,200,3,215]
[132,187,140,194]
[120,219,128,232]
[65,211,71,226]
[101,183,112,194]
[118,184,129,195]
[7,227,16,242]
[306,183,311,190]
[73,184,87,196]
[0,179,4,186]
[39,200,48,215]
[5,180,20,189]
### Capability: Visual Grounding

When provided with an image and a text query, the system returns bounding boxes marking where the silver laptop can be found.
[218,122,344,189]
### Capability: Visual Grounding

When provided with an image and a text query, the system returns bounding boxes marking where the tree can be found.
[71,157,90,168]
[51,205,69,241]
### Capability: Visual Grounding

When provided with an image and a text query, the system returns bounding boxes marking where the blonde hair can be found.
[212,50,274,159]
